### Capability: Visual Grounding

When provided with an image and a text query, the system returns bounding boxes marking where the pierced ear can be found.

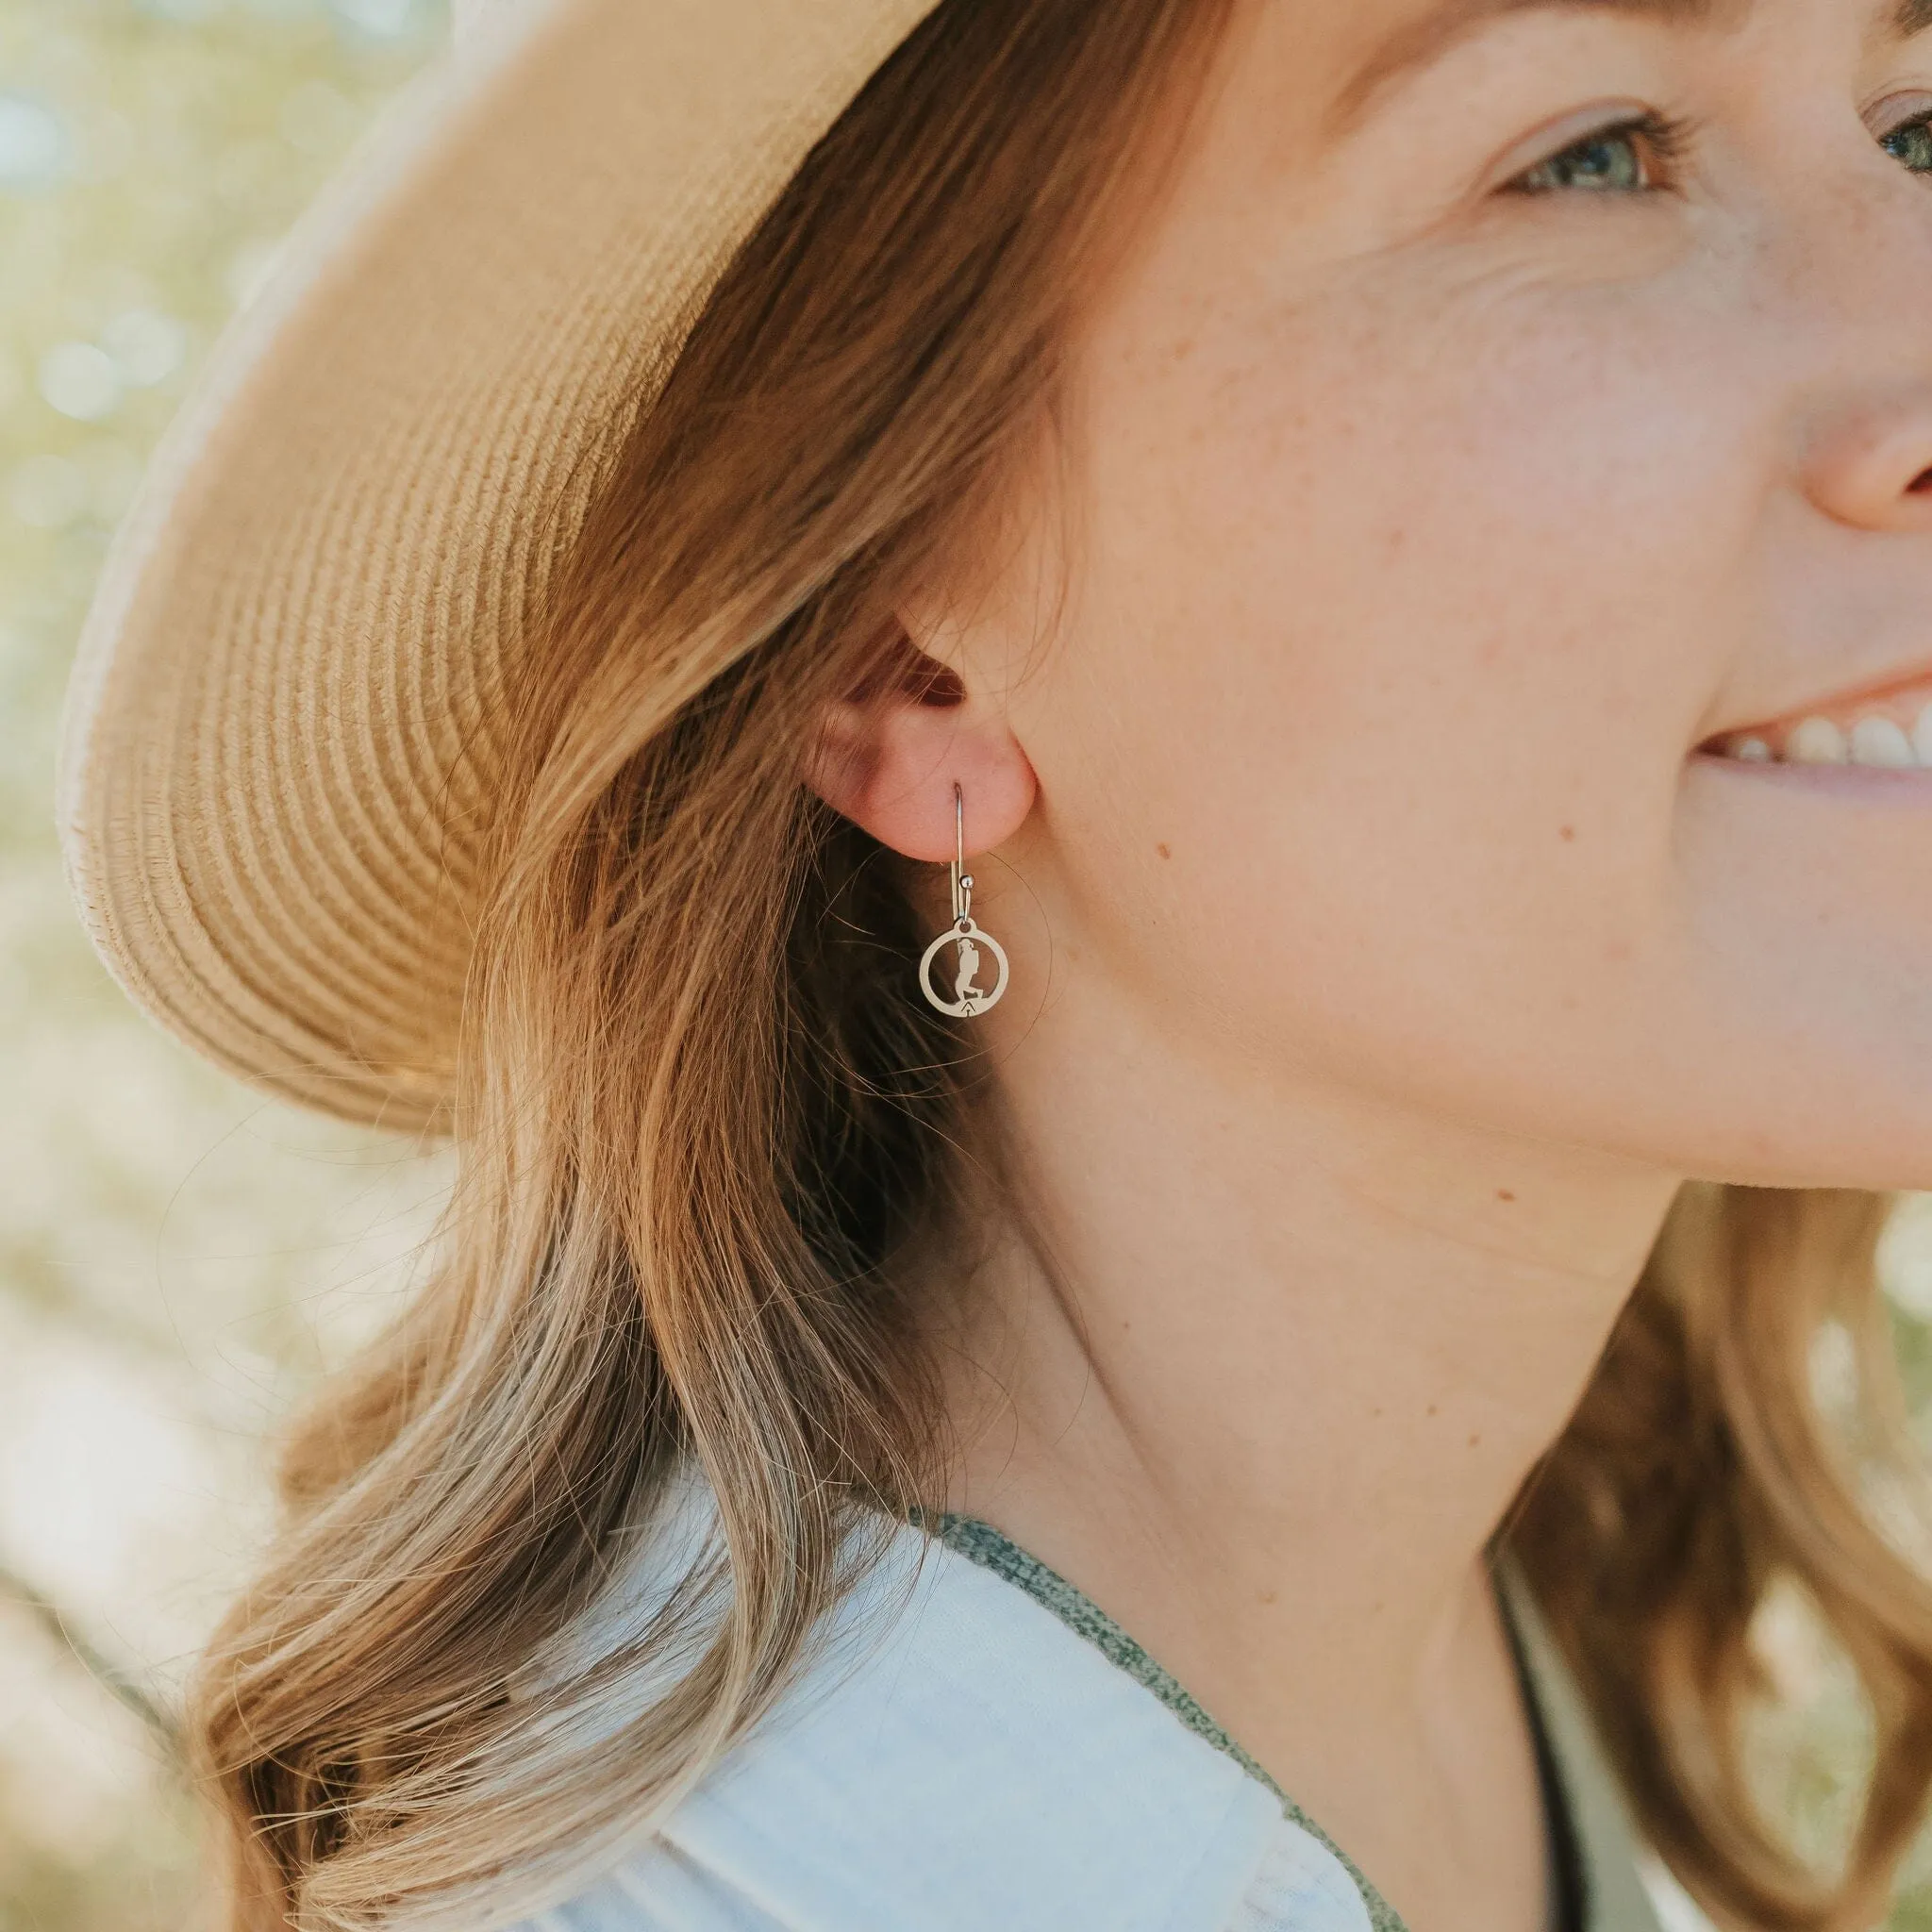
[805,631,1036,865]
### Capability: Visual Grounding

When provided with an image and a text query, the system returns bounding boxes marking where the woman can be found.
[58,0,1932,1925]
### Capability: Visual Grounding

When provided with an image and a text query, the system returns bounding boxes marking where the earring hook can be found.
[950,782,972,926]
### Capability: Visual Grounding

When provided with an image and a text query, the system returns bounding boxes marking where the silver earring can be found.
[918,784,1008,1018]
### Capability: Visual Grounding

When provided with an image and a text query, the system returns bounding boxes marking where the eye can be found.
[1881,110,1932,175]
[1506,113,1689,196]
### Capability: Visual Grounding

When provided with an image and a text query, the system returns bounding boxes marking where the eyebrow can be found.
[1329,0,1932,136]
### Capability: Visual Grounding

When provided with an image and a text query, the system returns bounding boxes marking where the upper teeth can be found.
[1851,716,1914,766]
[1788,717,1848,763]
[1724,702,1932,768]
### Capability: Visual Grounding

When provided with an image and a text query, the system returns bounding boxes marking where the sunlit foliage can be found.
[0,6,443,1926]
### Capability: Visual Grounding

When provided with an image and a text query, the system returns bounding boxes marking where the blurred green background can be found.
[5,3,1932,1929]
[0,4,449,1926]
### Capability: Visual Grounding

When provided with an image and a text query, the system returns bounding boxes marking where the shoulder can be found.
[513,1518,1375,1932]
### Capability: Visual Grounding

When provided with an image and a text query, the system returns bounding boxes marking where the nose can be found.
[1803,393,1932,533]
[1791,148,1932,535]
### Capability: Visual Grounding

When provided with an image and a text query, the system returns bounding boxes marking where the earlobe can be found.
[804,683,1037,866]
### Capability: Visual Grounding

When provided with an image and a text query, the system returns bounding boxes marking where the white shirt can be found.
[514,1510,1706,1932]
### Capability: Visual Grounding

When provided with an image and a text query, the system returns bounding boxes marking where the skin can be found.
[809,0,1932,1926]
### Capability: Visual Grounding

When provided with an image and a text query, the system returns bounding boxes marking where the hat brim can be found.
[57,0,937,1132]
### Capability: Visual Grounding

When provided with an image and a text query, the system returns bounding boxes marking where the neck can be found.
[924,970,1680,1921]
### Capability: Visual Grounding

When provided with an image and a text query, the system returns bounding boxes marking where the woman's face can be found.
[972,0,1932,1189]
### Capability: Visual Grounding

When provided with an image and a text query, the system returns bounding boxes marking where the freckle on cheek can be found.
[1156,842,1172,859]
[1559,825,1576,843]
[1496,1189,1516,1203]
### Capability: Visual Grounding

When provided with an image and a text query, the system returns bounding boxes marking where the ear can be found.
[805,626,1037,864]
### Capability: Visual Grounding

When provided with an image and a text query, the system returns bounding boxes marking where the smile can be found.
[1707,675,1932,768]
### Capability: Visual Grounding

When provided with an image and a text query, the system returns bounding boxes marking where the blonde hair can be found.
[190,3,1932,1928]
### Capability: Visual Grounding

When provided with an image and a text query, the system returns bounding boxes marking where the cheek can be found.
[1022,265,1768,1095]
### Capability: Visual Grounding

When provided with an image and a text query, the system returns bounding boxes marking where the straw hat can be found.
[57,0,937,1132]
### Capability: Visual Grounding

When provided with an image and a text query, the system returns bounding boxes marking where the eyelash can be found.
[1506,110,1700,198]
[1507,104,1932,201]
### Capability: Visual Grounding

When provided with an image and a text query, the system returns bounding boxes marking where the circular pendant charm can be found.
[919,916,1008,1018]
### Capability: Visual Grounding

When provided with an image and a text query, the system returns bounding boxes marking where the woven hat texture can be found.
[58,0,937,1130]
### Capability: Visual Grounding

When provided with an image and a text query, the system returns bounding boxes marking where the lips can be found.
[1707,671,1932,768]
